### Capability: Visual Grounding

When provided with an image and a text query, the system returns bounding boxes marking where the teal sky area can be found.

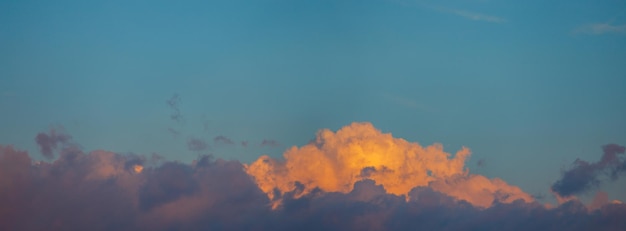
[2,0,626,204]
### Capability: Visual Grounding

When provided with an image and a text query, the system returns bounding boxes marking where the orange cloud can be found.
[246,122,533,208]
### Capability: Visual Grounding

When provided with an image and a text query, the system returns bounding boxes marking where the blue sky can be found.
[1,0,626,203]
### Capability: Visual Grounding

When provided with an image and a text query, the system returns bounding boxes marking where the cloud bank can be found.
[1,123,625,231]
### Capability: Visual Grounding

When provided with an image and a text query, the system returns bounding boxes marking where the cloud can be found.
[381,93,433,112]
[246,122,532,208]
[260,139,281,148]
[139,162,199,211]
[477,158,486,167]
[588,191,610,211]
[448,8,507,23]
[396,2,506,24]
[214,135,234,145]
[0,145,269,231]
[167,127,180,136]
[551,144,626,197]
[1,125,626,230]
[574,23,626,35]
[187,138,209,152]
[35,128,72,159]
[166,94,184,123]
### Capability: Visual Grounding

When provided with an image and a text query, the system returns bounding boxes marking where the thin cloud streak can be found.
[381,92,434,112]
[260,139,280,148]
[574,23,626,35]
[214,135,234,145]
[391,1,507,23]
[448,8,507,23]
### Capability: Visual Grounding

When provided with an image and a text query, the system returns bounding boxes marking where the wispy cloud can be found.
[447,8,507,23]
[214,135,234,145]
[391,1,506,23]
[381,92,434,112]
[260,139,280,148]
[574,23,626,35]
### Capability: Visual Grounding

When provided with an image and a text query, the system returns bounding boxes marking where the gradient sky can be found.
[1,0,626,205]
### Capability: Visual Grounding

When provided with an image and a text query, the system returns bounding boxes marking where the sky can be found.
[1,0,626,230]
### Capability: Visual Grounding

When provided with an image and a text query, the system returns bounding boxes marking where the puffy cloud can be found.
[267,180,626,231]
[1,124,626,230]
[551,144,626,197]
[246,122,532,208]
[35,128,71,159]
[0,145,269,231]
[588,191,609,211]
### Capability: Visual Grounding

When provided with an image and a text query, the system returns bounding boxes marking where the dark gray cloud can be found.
[35,128,71,159]
[260,139,280,148]
[551,144,626,197]
[0,145,268,231]
[166,94,183,123]
[213,135,234,145]
[139,162,199,211]
[1,140,625,230]
[477,158,486,167]
[187,138,209,152]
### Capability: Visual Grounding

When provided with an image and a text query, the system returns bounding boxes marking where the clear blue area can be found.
[2,0,626,203]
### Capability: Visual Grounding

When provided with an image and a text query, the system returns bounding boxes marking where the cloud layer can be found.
[1,123,626,230]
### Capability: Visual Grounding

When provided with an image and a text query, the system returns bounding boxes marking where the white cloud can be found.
[392,1,506,24]
[448,9,507,23]
[574,23,626,35]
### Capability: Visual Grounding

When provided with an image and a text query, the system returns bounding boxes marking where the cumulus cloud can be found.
[1,125,626,230]
[246,122,532,208]
[551,144,626,198]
